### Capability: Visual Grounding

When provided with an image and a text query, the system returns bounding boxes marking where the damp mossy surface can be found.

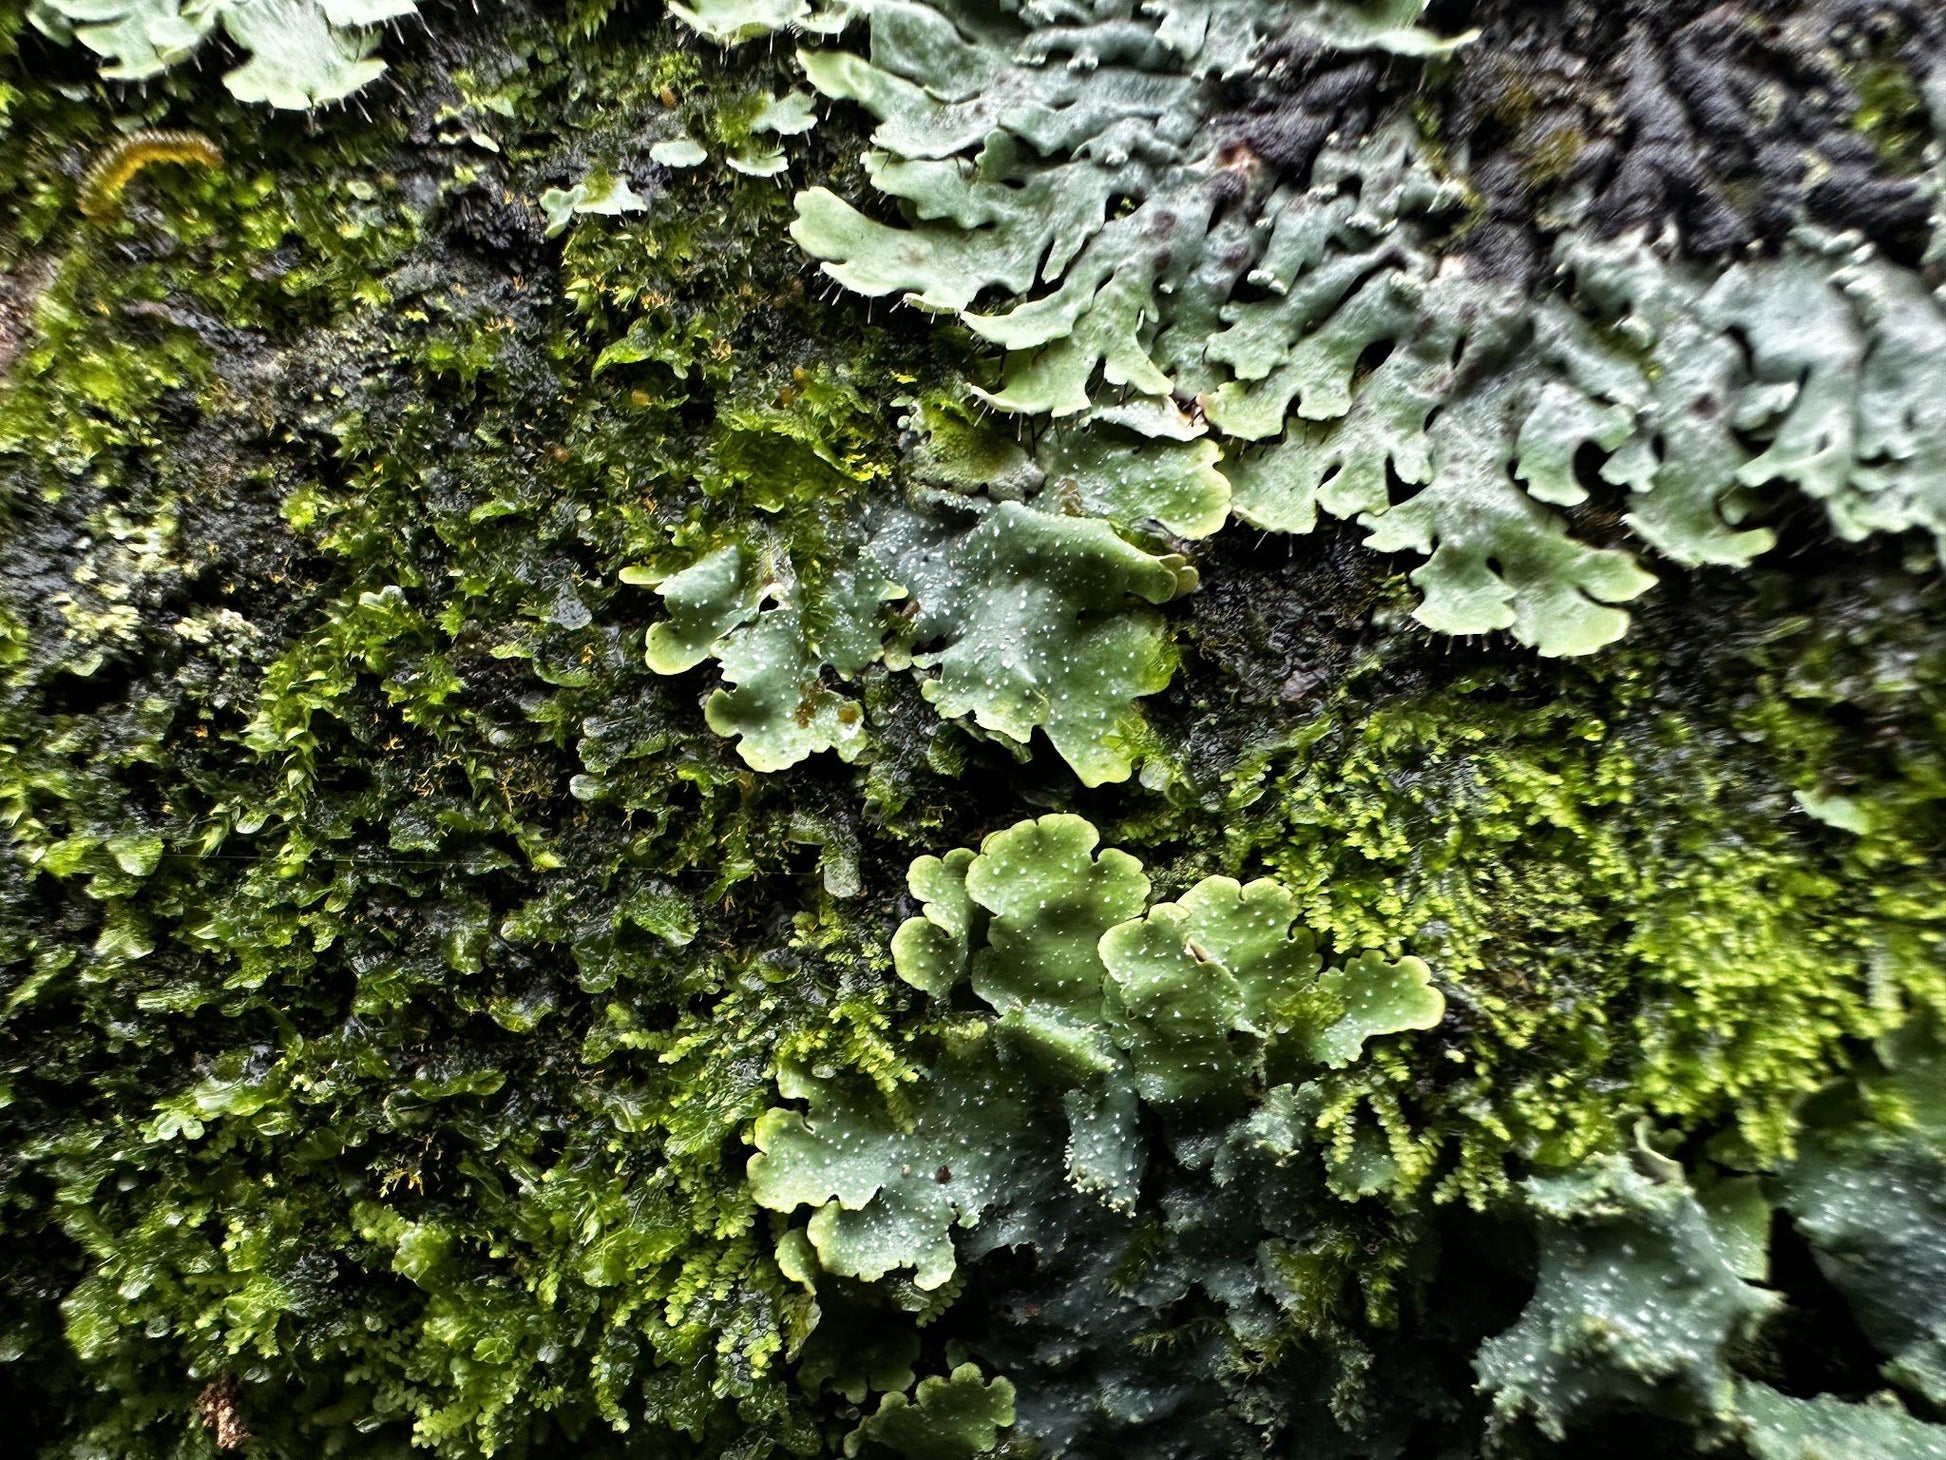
[4,3,1946,1458]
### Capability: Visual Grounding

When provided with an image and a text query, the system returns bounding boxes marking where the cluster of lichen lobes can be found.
[31,0,422,108]
[638,497,1197,786]
[1478,1020,1946,1458]
[783,0,1946,656]
[752,814,1443,1290]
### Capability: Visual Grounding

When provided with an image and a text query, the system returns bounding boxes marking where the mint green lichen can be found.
[784,5,1668,651]
[1739,1385,1946,1460]
[961,813,1148,1077]
[877,501,1196,786]
[640,545,763,674]
[847,1362,1016,1459]
[785,0,1946,654]
[919,816,1445,1103]
[1098,879,1437,1105]
[748,1038,1037,1291]
[650,137,708,168]
[32,0,418,107]
[539,172,649,236]
[888,846,977,998]
[1099,896,1261,1105]
[669,0,852,47]
[1035,410,1231,540]
[1473,1030,1946,1454]
[750,815,1447,1298]
[1774,1019,1946,1408]
[1308,949,1443,1068]
[703,602,872,769]
[641,500,1195,784]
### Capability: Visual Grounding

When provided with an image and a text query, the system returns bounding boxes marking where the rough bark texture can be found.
[1,3,1943,1458]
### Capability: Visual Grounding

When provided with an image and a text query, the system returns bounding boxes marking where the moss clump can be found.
[1851,57,1933,172]
[0,5,958,1454]
[1103,551,1946,1205]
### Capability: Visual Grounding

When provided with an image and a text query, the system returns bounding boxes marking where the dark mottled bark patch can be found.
[1441,0,1943,275]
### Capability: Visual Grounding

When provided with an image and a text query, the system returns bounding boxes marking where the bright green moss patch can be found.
[1109,600,1946,1201]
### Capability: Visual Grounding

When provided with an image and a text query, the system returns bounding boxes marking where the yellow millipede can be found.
[78,130,224,220]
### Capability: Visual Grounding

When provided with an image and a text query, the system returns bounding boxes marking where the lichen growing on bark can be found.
[3,2,1945,1458]
[783,0,1946,652]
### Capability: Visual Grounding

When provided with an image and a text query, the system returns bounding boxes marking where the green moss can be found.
[0,91,421,491]
[1852,58,1932,172]
[1516,122,1587,190]
[0,5,948,1453]
[1107,606,1945,1202]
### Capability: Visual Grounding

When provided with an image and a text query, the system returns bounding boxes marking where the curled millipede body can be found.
[78,130,224,220]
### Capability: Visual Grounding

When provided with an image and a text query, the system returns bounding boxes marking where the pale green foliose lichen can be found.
[845,1362,1016,1460]
[539,172,649,236]
[780,0,1946,654]
[749,814,1446,1289]
[31,0,419,107]
[1474,1155,1781,1441]
[1477,1025,1946,1455]
[1739,1385,1946,1460]
[638,502,1198,785]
